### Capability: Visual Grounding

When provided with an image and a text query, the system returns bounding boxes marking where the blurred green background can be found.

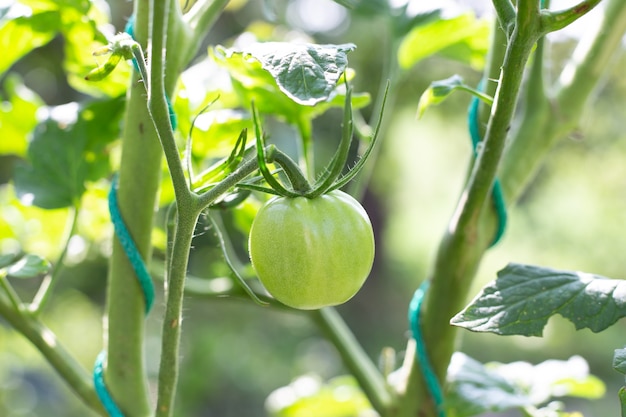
[1,0,626,416]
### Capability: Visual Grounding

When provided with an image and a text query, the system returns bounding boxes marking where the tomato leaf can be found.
[212,43,368,134]
[0,74,44,157]
[417,75,492,118]
[5,253,51,279]
[392,10,441,38]
[213,42,361,109]
[417,75,465,118]
[450,263,626,336]
[237,42,356,105]
[0,8,60,75]
[398,13,491,69]
[13,96,125,209]
[447,353,604,417]
[446,353,530,417]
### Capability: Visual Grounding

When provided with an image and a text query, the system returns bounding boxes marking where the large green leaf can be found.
[1,1,128,96]
[451,263,626,336]
[213,42,364,107]
[13,96,125,209]
[0,8,60,75]
[0,74,44,157]
[447,353,604,417]
[398,13,491,70]
[212,43,369,134]
[240,42,355,105]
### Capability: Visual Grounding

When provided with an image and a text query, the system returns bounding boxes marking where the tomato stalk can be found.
[250,80,389,199]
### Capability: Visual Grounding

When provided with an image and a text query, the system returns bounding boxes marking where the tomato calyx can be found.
[242,80,390,199]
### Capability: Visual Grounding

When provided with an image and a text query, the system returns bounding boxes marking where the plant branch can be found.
[30,204,79,315]
[501,0,626,203]
[540,0,603,34]
[146,0,191,209]
[0,292,106,416]
[492,0,516,35]
[447,19,540,244]
[0,273,23,312]
[456,85,494,105]
[311,308,394,415]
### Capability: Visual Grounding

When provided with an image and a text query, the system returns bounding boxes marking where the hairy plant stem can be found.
[155,208,197,417]
[145,2,268,415]
[154,156,262,417]
[104,0,232,415]
[0,292,106,415]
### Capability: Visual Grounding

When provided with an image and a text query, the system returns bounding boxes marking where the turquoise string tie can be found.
[468,81,507,247]
[408,280,446,417]
[93,13,180,415]
[93,176,156,417]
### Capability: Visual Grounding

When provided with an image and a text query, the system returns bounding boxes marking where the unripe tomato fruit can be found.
[248,190,375,310]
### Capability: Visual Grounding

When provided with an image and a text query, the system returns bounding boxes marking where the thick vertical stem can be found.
[395,12,541,417]
[104,3,159,415]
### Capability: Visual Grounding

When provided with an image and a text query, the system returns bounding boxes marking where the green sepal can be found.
[308,80,354,198]
[251,102,302,198]
[192,128,249,193]
[328,81,390,192]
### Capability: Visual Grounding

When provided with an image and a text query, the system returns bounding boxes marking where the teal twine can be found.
[93,175,156,416]
[94,352,124,417]
[124,15,178,130]
[467,81,507,247]
[408,281,445,417]
[107,174,155,314]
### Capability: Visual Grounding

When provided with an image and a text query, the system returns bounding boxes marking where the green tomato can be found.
[248,190,375,310]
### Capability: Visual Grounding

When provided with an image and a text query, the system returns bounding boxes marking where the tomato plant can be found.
[249,190,375,310]
[2,1,626,417]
